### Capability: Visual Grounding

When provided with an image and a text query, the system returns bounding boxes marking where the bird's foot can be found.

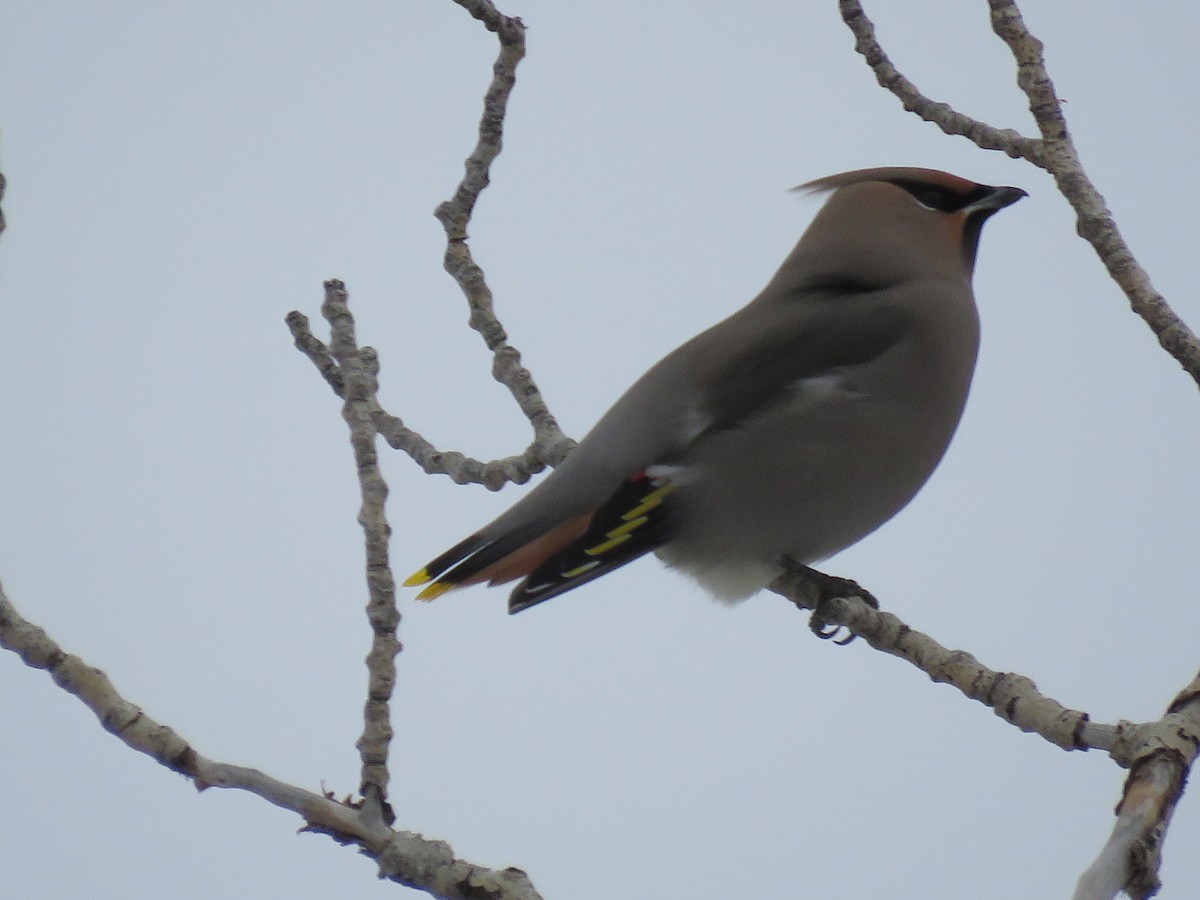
[780,559,879,646]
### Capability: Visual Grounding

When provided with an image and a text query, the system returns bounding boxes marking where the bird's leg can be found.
[779,558,879,646]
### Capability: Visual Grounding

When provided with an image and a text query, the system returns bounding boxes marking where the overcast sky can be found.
[2,2,1199,898]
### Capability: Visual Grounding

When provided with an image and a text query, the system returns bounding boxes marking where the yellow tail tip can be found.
[402,568,433,588]
[415,581,456,602]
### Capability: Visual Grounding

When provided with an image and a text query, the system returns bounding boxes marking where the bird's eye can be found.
[892,180,997,213]
[895,181,962,212]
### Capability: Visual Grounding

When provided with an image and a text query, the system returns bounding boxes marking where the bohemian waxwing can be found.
[405,167,1025,613]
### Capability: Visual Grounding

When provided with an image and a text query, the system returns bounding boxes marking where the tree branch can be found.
[837,0,1042,162]
[775,565,1200,900]
[840,0,1200,387]
[839,2,1200,890]
[286,309,552,490]
[771,570,1116,752]
[286,0,574,491]
[320,279,402,824]
[1074,673,1200,900]
[985,0,1200,386]
[432,0,574,469]
[0,579,544,900]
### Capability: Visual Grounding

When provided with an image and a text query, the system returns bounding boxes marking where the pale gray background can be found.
[2,2,1198,898]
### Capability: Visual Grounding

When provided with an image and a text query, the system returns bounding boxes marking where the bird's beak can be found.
[969,185,1028,214]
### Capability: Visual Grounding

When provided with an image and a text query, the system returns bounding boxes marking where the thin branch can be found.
[321,280,402,825]
[287,311,554,490]
[1074,673,1200,900]
[776,566,1200,899]
[435,1,525,232]
[837,0,1042,162]
[831,2,1200,892]
[285,0,576,491]
[771,571,1116,751]
[986,0,1200,386]
[840,0,1200,387]
[287,312,345,395]
[432,0,574,465]
[0,579,544,900]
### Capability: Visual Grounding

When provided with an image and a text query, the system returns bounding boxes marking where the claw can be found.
[833,628,856,647]
[808,613,841,640]
[783,558,878,647]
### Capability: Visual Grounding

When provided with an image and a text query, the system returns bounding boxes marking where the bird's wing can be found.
[686,291,915,438]
[506,471,676,612]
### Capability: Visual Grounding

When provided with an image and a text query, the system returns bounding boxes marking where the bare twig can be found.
[287,312,344,395]
[839,0,1200,890]
[1074,674,1200,900]
[772,570,1117,752]
[837,0,1042,162]
[285,1,575,491]
[776,569,1200,900]
[840,0,1200,387]
[985,0,1200,386]
[320,280,402,826]
[287,311,553,490]
[432,0,574,467]
[0,579,544,900]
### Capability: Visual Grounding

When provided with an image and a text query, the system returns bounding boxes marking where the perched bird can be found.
[405,167,1025,614]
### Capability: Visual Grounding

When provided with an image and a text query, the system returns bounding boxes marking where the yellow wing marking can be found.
[584,532,633,557]
[605,515,648,538]
[562,560,603,579]
[621,483,675,520]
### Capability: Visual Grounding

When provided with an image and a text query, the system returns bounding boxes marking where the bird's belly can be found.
[654,390,960,601]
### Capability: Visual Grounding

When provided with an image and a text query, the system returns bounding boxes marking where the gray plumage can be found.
[406,167,1025,612]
